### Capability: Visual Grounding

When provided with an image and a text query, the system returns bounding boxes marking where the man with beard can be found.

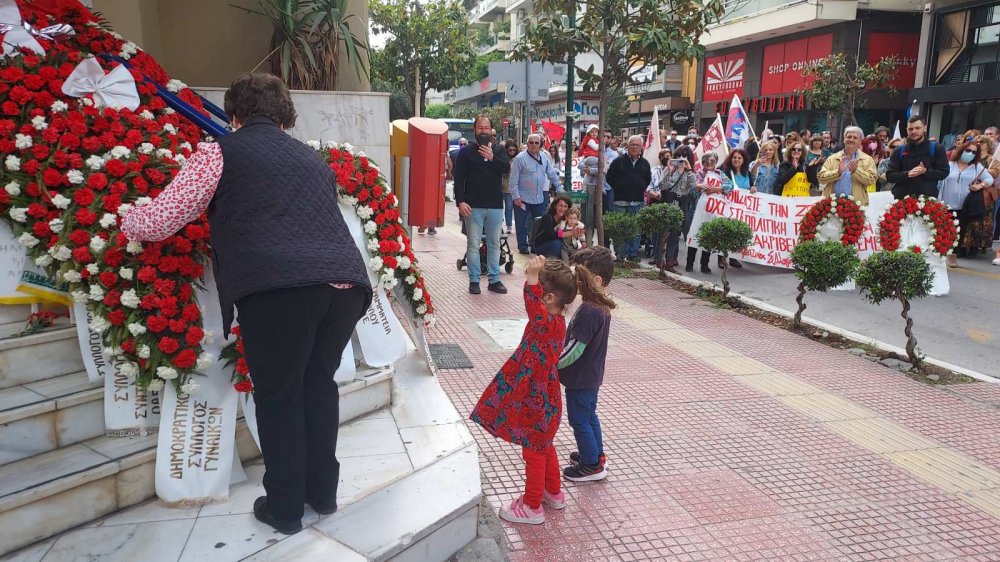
[886,116,950,200]
[454,114,511,294]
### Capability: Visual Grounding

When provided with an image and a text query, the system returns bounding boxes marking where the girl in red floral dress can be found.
[471,255,615,524]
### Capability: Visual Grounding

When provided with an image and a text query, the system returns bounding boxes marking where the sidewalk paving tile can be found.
[412,212,1000,560]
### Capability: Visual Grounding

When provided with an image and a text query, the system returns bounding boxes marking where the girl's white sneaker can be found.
[499,495,545,525]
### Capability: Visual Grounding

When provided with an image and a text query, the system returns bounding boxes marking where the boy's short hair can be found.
[565,207,582,219]
[571,245,613,287]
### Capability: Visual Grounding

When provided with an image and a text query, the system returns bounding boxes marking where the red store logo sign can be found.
[761,33,833,96]
[703,52,746,101]
[867,32,920,90]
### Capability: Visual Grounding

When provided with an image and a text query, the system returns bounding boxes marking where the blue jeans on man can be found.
[502,192,514,232]
[463,208,503,285]
[612,201,643,259]
[514,201,547,253]
[565,388,602,466]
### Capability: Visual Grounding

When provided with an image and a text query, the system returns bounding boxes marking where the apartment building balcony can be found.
[476,33,512,55]
[468,0,508,26]
[702,0,862,49]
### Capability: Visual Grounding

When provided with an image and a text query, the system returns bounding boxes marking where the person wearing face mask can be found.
[886,116,950,200]
[665,130,682,151]
[940,140,995,267]
[647,147,695,271]
[817,126,877,206]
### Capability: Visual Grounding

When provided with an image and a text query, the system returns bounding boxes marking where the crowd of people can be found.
[447,114,1000,290]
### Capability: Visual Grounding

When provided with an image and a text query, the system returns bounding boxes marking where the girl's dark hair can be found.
[673,145,695,168]
[721,148,750,176]
[784,143,806,162]
[224,73,297,129]
[570,245,614,288]
[547,194,573,217]
[539,260,616,311]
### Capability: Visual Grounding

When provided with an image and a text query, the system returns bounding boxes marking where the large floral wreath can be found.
[798,195,866,246]
[0,1,432,395]
[878,195,958,258]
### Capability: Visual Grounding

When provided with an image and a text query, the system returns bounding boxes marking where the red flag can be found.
[540,120,566,146]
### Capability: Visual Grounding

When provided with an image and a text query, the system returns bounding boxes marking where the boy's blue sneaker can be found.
[563,462,607,482]
[569,451,607,468]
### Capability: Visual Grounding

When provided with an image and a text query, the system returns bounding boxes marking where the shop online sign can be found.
[761,33,833,96]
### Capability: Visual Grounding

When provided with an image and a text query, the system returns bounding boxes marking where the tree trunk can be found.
[720,255,730,297]
[899,294,921,367]
[657,228,668,279]
[794,281,806,327]
[413,64,421,118]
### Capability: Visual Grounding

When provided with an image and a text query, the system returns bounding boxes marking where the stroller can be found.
[456,220,515,274]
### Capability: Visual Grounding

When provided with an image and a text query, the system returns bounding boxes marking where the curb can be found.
[641,263,999,385]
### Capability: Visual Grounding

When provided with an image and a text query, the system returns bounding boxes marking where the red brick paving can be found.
[413,210,1000,560]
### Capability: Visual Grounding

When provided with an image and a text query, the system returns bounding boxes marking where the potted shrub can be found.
[603,212,640,262]
[790,240,860,328]
[855,250,934,366]
[637,203,684,277]
[695,218,753,297]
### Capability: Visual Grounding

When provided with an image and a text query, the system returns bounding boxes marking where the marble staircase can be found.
[0,304,480,561]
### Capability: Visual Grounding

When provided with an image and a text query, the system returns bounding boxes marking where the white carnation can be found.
[9,207,27,222]
[416,304,428,315]
[180,380,200,394]
[85,155,105,170]
[364,221,378,234]
[127,323,147,336]
[89,315,109,333]
[412,288,423,301]
[162,123,177,134]
[119,361,139,379]
[86,263,99,275]
[89,284,105,301]
[156,366,178,380]
[109,146,131,159]
[48,218,64,233]
[120,41,138,59]
[325,140,339,149]
[367,239,380,252]
[126,240,143,254]
[405,275,416,285]
[155,148,173,159]
[14,133,32,149]
[147,379,165,392]
[49,245,72,261]
[50,100,69,112]
[99,213,118,229]
[135,197,152,207]
[162,107,176,115]
[370,256,383,271]
[82,97,94,107]
[51,193,71,209]
[342,142,354,152]
[117,203,133,217]
[398,256,412,269]
[119,267,133,280]
[138,344,151,359]
[196,352,215,370]
[63,270,82,283]
[138,143,154,155]
[4,181,20,195]
[89,236,106,253]
[166,79,187,93]
[71,290,88,303]
[139,110,154,120]
[17,232,39,248]
[307,140,321,150]
[34,254,53,267]
[66,169,84,185]
[120,289,141,308]
[5,155,21,171]
[356,205,374,219]
[31,116,47,131]
[200,331,215,346]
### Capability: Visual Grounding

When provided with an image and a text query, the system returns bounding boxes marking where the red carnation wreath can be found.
[798,195,866,246]
[878,195,958,258]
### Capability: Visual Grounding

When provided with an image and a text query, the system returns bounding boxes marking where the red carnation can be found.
[107,309,127,326]
[235,380,253,392]
[235,357,250,375]
[158,337,180,354]
[104,159,127,177]
[87,173,108,191]
[73,189,96,207]
[98,271,118,287]
[71,246,92,263]
[147,315,168,333]
[32,221,52,237]
[185,326,205,347]
[172,349,197,369]
[137,266,157,283]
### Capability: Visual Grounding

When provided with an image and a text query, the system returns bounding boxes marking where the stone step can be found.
[0,370,394,556]
[0,371,104,466]
[0,327,83,391]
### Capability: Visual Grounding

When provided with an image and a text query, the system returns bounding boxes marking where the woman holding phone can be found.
[648,147,696,271]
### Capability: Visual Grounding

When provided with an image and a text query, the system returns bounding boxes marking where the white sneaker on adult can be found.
[499,495,545,525]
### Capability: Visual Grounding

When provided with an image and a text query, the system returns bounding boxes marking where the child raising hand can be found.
[470,256,614,525]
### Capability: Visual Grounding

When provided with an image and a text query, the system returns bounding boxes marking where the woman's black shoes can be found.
[306,498,338,515]
[253,496,302,535]
[700,265,712,274]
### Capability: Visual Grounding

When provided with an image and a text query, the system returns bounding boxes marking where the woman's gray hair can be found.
[844,126,864,139]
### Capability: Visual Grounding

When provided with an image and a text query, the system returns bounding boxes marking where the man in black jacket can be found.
[454,115,511,294]
[606,135,651,260]
[886,116,949,200]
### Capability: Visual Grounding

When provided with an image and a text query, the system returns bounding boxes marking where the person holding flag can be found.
[724,95,753,150]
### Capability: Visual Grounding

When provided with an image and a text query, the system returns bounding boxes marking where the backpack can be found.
[528,215,547,247]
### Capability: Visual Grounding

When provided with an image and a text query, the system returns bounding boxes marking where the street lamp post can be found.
[562,7,575,192]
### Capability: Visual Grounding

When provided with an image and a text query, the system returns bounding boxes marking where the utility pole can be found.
[563,6,575,191]
[525,59,531,139]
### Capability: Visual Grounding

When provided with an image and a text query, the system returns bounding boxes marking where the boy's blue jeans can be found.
[565,388,602,466]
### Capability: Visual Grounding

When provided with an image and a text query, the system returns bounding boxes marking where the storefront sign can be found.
[867,32,919,89]
[671,111,691,127]
[531,99,601,122]
[761,33,833,96]
[714,94,807,115]
[703,52,746,101]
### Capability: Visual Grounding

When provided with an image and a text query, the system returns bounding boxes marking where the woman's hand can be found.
[749,186,758,194]
[525,255,546,285]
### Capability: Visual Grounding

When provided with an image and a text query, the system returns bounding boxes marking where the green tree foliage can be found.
[696,218,753,297]
[856,251,934,366]
[370,0,474,116]
[232,0,369,90]
[790,240,860,327]
[603,212,640,261]
[466,52,505,84]
[798,53,900,128]
[603,88,630,135]
[637,203,684,275]
[512,0,724,245]
[455,105,512,129]
[424,103,452,118]
[370,47,414,121]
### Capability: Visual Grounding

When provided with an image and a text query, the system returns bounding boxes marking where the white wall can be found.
[196,89,391,171]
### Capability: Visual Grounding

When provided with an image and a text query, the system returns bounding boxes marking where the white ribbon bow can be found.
[61,57,141,111]
[0,0,45,56]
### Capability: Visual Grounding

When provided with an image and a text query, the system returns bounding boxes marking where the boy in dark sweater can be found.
[558,246,617,481]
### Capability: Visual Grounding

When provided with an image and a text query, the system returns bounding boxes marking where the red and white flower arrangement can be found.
[798,195,866,246]
[0,1,211,393]
[878,196,958,258]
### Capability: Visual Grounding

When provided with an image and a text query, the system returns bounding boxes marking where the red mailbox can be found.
[406,117,448,229]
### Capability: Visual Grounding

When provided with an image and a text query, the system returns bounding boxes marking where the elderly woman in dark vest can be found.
[121,73,372,535]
